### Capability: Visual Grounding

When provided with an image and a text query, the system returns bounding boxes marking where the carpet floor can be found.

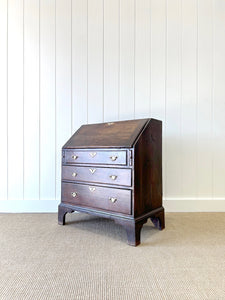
[0,212,224,300]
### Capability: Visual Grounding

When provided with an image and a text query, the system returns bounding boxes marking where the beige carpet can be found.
[0,212,224,300]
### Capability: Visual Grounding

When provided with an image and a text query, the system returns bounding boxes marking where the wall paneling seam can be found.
[6,0,9,201]
[211,0,214,200]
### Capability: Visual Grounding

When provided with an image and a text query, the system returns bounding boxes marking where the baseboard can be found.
[0,200,60,213]
[164,199,225,212]
[0,199,225,213]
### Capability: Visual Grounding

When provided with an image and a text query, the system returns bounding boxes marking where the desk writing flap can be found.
[63,118,149,149]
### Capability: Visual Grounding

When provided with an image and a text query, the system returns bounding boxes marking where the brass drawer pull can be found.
[71,192,77,198]
[89,168,96,174]
[89,187,96,192]
[109,197,117,203]
[110,175,117,180]
[72,172,77,177]
[72,155,78,160]
[110,156,118,161]
[89,152,97,158]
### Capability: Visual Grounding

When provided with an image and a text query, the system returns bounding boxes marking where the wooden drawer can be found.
[62,182,131,215]
[62,166,132,187]
[64,150,127,165]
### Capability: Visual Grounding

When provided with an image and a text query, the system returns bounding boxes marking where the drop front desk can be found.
[58,118,165,246]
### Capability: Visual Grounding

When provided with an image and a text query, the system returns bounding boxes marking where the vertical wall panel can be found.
[72,0,88,132]
[135,0,150,119]
[119,0,135,120]
[24,0,40,200]
[87,0,103,124]
[8,0,24,200]
[0,0,8,200]
[197,0,213,198]
[165,0,181,198]
[55,0,72,200]
[40,0,56,200]
[181,0,197,198]
[104,0,119,122]
[150,0,166,120]
[213,0,225,198]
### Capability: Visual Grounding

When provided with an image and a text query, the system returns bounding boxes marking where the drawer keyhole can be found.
[110,156,118,161]
[71,192,77,198]
[109,197,117,203]
[72,172,77,177]
[89,187,96,192]
[89,152,97,158]
[89,168,96,174]
[110,175,117,180]
[72,155,78,160]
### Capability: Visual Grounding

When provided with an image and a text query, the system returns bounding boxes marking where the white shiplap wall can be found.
[0,0,225,212]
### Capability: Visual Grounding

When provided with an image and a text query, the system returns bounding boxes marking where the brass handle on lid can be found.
[71,192,77,197]
[110,156,118,161]
[109,197,117,203]
[72,155,78,160]
[89,187,96,192]
[110,175,117,180]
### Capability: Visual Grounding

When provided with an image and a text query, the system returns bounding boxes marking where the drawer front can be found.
[64,150,127,165]
[62,166,132,187]
[62,182,131,215]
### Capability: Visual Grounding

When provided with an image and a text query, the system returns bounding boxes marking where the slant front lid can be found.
[63,118,149,149]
